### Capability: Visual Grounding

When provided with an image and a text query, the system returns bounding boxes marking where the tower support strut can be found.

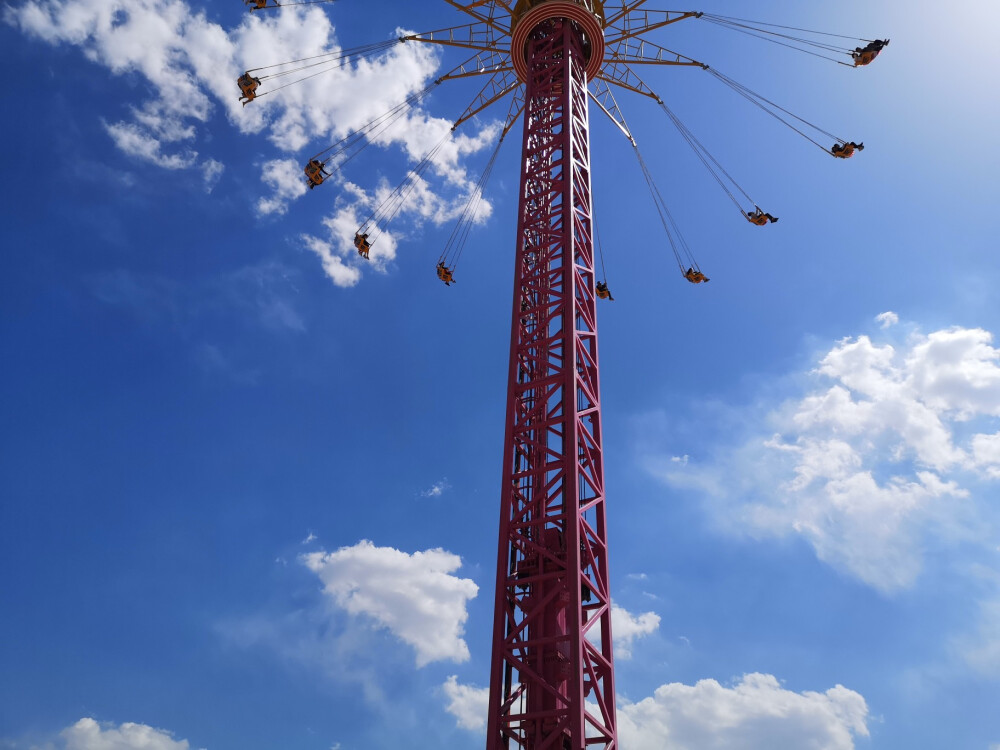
[487,12,617,750]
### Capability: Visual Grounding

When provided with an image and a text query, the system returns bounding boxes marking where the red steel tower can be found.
[241,3,882,747]
[487,3,616,748]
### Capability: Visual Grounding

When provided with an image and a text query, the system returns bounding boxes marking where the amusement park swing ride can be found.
[237,2,889,748]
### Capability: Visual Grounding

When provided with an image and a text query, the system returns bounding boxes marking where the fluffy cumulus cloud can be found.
[875,310,899,329]
[651,321,1000,592]
[618,674,869,750]
[6,0,499,284]
[300,233,361,288]
[296,158,496,287]
[258,158,308,216]
[610,603,660,659]
[302,540,479,666]
[59,718,195,750]
[442,675,490,731]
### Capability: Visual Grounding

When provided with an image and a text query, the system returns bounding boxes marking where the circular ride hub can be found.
[510,0,606,81]
[487,2,616,750]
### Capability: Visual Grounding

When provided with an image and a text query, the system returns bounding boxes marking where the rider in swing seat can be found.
[436,262,455,286]
[354,233,371,259]
[684,267,710,284]
[746,206,778,225]
[831,141,864,158]
[851,39,889,67]
[237,72,261,105]
[304,159,330,188]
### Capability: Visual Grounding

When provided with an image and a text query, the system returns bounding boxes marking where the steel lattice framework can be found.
[390,0,706,750]
[405,3,704,748]
[413,3,707,749]
[487,15,613,750]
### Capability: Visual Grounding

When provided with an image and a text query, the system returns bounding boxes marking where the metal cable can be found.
[707,69,847,153]
[633,145,698,273]
[700,13,873,43]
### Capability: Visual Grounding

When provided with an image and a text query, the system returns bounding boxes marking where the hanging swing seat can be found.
[684,267,710,284]
[354,233,371,258]
[437,262,455,286]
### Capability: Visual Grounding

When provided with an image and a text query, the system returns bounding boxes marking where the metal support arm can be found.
[402,23,504,53]
[606,9,702,44]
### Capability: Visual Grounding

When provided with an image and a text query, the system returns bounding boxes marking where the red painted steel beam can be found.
[487,11,617,750]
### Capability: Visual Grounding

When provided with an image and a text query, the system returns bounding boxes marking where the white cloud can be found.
[972,432,1000,478]
[611,603,660,659]
[618,674,869,750]
[60,718,196,750]
[905,328,1000,419]
[650,321,1000,593]
[301,540,479,667]
[421,479,451,498]
[104,121,197,169]
[257,158,309,216]
[442,675,489,732]
[301,532,317,544]
[201,158,224,192]
[301,234,362,288]
[875,311,899,329]
[321,192,399,271]
[7,0,499,266]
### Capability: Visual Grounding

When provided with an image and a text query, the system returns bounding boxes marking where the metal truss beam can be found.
[589,79,635,143]
[499,84,527,139]
[446,0,513,35]
[437,47,513,82]
[602,0,649,28]
[402,22,503,53]
[611,36,706,67]
[487,16,617,750]
[605,9,701,44]
[453,68,521,129]
[597,58,659,99]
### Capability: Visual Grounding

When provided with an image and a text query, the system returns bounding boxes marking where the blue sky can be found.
[2,0,999,749]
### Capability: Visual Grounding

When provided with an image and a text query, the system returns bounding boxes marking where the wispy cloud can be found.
[257,159,308,216]
[876,310,899,329]
[420,479,451,498]
[104,120,197,169]
[88,260,307,335]
[201,158,224,193]
[952,567,1000,678]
